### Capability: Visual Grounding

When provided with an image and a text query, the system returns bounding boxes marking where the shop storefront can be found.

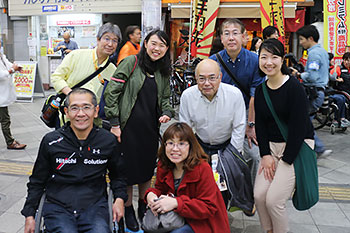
[162,0,312,61]
[8,0,142,88]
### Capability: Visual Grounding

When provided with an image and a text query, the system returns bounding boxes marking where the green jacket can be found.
[104,55,174,129]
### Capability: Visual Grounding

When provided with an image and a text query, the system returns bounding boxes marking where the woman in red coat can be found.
[145,122,230,233]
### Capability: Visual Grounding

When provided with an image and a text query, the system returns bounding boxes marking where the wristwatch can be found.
[248,121,255,127]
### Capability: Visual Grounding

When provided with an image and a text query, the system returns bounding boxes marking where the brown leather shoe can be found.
[7,140,27,150]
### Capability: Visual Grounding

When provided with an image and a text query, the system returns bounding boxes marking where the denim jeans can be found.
[331,94,347,120]
[170,224,195,233]
[310,90,326,153]
[43,198,110,233]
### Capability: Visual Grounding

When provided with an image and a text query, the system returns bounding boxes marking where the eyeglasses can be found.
[197,76,219,84]
[68,105,95,113]
[222,31,242,38]
[165,141,189,149]
[102,36,119,45]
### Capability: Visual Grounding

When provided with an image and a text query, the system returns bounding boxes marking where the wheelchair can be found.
[34,189,125,233]
[312,88,350,134]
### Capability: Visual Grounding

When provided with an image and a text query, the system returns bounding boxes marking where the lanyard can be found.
[92,51,105,84]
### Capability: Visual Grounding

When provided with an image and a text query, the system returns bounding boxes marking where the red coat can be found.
[145,161,230,233]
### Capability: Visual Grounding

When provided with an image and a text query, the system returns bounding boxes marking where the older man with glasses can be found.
[179,59,246,206]
[51,22,121,127]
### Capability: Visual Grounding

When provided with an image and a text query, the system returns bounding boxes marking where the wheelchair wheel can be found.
[34,193,46,233]
[330,124,336,134]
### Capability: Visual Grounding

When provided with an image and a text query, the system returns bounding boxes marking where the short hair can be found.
[343,52,350,61]
[97,22,122,42]
[158,122,208,171]
[262,26,279,40]
[258,39,290,77]
[65,88,97,107]
[125,25,140,40]
[296,25,319,43]
[328,52,334,61]
[220,18,245,34]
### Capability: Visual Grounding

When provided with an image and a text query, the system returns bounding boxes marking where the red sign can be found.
[56,20,91,26]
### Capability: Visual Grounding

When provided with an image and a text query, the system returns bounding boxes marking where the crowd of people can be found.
[15,18,350,233]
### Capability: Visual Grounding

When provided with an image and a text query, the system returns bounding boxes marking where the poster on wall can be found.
[323,0,350,64]
[58,26,75,37]
[12,61,37,100]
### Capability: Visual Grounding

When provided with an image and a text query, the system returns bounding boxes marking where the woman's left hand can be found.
[159,115,170,123]
[150,195,178,215]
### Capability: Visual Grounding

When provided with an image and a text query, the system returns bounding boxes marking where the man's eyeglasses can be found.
[197,76,219,84]
[222,31,242,38]
[68,105,95,113]
[102,36,119,45]
[165,141,189,149]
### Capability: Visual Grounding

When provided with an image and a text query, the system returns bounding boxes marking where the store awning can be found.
[170,2,297,19]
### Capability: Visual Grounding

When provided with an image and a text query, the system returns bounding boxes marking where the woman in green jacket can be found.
[104,30,173,231]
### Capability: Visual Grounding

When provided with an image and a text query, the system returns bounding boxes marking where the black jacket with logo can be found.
[21,124,127,217]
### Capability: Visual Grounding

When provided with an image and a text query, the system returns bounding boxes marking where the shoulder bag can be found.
[215,52,250,98]
[262,82,319,211]
[40,59,111,128]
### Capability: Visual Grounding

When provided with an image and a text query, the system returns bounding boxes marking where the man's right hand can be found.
[24,216,35,233]
[111,127,121,143]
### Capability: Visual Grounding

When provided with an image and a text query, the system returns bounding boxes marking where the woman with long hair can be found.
[145,122,230,233]
[104,29,173,231]
[254,39,314,233]
[250,36,263,54]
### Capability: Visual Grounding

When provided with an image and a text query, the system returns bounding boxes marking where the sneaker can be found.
[340,119,350,128]
[7,140,27,150]
[317,149,332,157]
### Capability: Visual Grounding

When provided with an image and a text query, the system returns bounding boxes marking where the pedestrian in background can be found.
[104,29,173,232]
[0,41,26,150]
[250,37,263,54]
[145,122,230,233]
[54,31,79,59]
[254,39,314,233]
[117,25,141,65]
[262,26,280,40]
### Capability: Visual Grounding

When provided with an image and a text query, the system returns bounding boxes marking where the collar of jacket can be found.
[158,162,203,193]
[59,122,100,146]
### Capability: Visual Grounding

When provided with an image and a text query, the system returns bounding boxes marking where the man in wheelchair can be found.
[328,52,350,127]
[21,88,127,233]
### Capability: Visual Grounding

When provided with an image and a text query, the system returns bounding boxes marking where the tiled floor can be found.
[1,92,350,233]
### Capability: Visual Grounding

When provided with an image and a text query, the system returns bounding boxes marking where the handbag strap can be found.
[71,59,111,89]
[215,52,250,98]
[261,81,288,141]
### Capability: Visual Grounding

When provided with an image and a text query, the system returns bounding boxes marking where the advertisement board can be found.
[12,61,38,101]
[323,0,350,64]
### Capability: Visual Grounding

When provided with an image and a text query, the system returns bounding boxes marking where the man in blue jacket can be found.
[22,88,127,233]
[293,24,332,157]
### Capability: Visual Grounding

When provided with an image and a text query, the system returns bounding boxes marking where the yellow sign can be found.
[260,0,285,44]
[13,61,37,98]
[190,0,220,58]
[323,0,350,64]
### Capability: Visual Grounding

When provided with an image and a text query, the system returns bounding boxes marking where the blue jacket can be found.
[301,44,329,88]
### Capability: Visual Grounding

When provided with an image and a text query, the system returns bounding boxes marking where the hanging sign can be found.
[190,0,220,59]
[323,0,350,64]
[260,0,286,44]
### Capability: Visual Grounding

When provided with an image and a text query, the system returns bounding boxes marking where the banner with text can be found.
[260,0,286,44]
[323,0,350,64]
[191,0,219,58]
[13,61,37,99]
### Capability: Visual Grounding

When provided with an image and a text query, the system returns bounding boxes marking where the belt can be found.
[316,87,325,91]
[195,134,230,151]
